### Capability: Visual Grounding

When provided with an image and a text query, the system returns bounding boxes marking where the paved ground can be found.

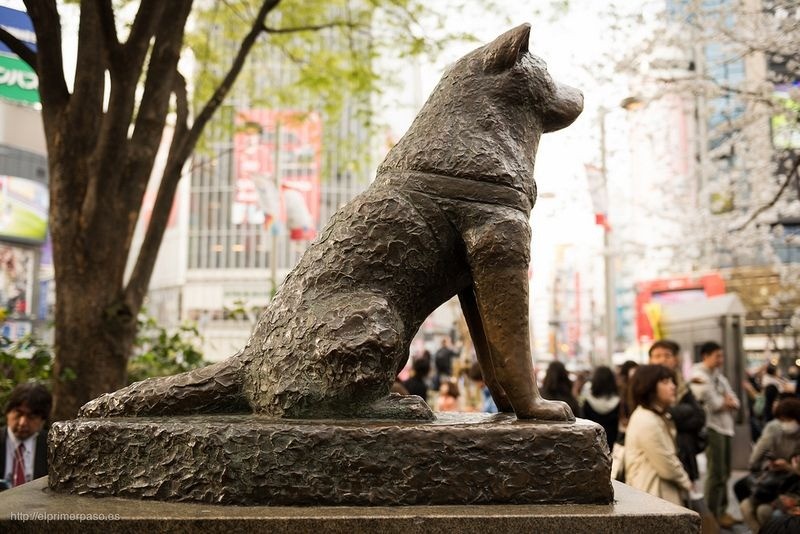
[696,453,751,533]
[724,470,752,533]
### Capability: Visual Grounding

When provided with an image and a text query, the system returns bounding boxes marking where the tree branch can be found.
[70,0,107,152]
[23,0,69,113]
[96,0,122,65]
[125,0,280,310]
[95,1,167,199]
[123,0,165,73]
[263,20,358,34]
[188,0,279,143]
[173,72,189,140]
[71,1,121,235]
[732,155,800,231]
[113,0,192,226]
[113,4,193,265]
[127,0,193,155]
[0,26,37,73]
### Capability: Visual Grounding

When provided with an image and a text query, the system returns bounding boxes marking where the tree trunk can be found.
[48,155,140,421]
[51,279,137,421]
[21,0,274,421]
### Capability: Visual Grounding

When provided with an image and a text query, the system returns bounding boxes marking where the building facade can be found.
[0,5,49,342]
[622,0,800,363]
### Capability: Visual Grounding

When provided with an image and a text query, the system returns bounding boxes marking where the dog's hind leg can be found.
[256,291,434,420]
[463,214,574,422]
[78,354,250,417]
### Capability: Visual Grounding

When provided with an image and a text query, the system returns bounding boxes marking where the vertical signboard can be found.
[0,174,47,243]
[233,109,321,240]
[0,6,38,106]
[0,242,34,339]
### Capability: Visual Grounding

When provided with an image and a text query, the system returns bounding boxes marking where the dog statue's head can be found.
[380,24,583,204]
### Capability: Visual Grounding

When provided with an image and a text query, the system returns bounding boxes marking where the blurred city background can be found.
[0,0,796,385]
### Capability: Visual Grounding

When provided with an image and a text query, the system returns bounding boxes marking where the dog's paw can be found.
[78,393,118,418]
[360,393,435,420]
[516,398,575,422]
[78,388,138,418]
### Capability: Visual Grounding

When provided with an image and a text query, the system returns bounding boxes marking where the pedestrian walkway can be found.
[696,451,751,533]
[724,470,751,534]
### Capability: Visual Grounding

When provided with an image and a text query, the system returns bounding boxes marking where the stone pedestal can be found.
[0,479,699,533]
[48,413,612,505]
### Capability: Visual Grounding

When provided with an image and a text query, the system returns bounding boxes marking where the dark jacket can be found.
[669,389,706,481]
[403,376,428,401]
[0,426,48,489]
[581,394,620,450]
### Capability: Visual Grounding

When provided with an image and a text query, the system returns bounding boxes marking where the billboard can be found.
[233,109,321,240]
[0,242,33,318]
[0,6,38,106]
[0,175,47,243]
[635,274,726,342]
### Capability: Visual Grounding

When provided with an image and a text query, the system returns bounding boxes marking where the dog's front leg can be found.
[464,216,575,422]
[458,287,513,412]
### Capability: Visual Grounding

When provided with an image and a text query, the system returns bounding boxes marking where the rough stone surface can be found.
[48,414,612,506]
[0,479,699,534]
[79,23,584,423]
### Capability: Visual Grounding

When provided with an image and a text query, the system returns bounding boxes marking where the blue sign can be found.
[0,6,36,55]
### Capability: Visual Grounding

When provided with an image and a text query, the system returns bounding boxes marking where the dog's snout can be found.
[542,82,584,133]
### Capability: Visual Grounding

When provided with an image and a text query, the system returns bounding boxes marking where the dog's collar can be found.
[379,169,533,214]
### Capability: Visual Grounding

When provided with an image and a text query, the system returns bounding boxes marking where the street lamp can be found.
[595,96,644,366]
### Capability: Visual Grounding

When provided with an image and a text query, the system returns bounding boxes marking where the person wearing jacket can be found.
[690,341,741,528]
[739,397,800,532]
[648,340,706,481]
[624,364,693,506]
[581,365,620,451]
[541,361,580,416]
[2,383,51,490]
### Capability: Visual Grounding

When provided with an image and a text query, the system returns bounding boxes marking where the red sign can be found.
[635,273,726,341]
[233,109,321,240]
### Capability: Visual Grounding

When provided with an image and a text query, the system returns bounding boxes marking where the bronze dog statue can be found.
[81,23,583,422]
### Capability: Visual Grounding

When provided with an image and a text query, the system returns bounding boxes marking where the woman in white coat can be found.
[624,364,693,506]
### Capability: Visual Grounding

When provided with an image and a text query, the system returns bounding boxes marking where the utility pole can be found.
[270,121,281,298]
[690,1,710,269]
[599,108,616,366]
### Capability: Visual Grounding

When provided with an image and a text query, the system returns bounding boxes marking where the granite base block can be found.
[0,478,700,534]
[48,413,613,506]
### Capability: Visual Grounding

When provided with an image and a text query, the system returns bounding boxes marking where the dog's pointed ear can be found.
[482,23,531,73]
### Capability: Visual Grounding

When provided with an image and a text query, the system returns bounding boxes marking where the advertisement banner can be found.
[635,274,726,342]
[233,109,321,240]
[584,163,610,231]
[0,6,38,106]
[0,243,33,323]
[0,175,47,243]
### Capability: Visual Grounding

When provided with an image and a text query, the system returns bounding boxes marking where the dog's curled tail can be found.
[78,354,250,418]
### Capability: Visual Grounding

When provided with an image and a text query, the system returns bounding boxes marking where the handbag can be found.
[694,427,708,454]
[750,470,797,504]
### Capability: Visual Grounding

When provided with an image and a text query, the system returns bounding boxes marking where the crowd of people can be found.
[401,336,800,533]
[569,340,800,533]
[4,333,800,534]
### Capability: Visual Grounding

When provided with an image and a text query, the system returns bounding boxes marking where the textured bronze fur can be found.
[80,24,583,421]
